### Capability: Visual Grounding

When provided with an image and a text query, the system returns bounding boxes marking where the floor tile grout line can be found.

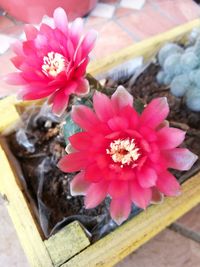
[113,17,141,42]
[169,223,200,244]
[149,1,182,25]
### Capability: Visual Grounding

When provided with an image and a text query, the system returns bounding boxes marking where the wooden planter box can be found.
[1,19,200,267]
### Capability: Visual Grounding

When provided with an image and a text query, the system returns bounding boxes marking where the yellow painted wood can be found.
[88,19,200,76]
[64,172,200,267]
[45,221,90,267]
[0,95,21,134]
[0,144,53,267]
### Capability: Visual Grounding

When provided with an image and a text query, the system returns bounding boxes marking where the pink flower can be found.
[6,7,97,115]
[58,86,198,224]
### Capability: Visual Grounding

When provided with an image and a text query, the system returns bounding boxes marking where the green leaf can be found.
[62,115,81,145]
[134,99,145,114]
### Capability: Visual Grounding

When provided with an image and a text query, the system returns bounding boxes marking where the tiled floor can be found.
[0,0,200,266]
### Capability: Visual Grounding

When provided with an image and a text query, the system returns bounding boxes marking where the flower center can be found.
[42,52,66,77]
[106,138,140,168]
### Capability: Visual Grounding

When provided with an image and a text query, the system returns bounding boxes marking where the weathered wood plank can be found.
[45,221,90,267]
[0,95,21,134]
[88,19,200,76]
[64,173,200,267]
[0,145,53,267]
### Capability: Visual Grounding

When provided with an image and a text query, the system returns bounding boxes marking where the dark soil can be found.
[7,62,200,241]
[194,0,200,4]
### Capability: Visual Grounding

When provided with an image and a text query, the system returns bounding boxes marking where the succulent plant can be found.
[158,43,183,66]
[170,74,191,97]
[157,38,200,111]
[186,87,200,112]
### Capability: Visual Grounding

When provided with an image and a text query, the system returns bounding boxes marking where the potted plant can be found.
[0,8,200,267]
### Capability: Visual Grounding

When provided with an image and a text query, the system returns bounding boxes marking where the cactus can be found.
[157,38,200,112]
[180,52,199,72]
[158,43,183,66]
[186,88,200,112]
[170,75,191,97]
[163,53,182,77]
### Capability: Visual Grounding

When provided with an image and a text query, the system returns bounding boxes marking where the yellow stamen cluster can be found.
[106,138,140,168]
[42,52,66,77]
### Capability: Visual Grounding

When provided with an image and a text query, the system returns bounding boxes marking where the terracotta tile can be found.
[116,229,200,267]
[90,3,116,18]
[117,4,177,40]
[0,16,15,31]
[177,0,200,21]
[85,16,108,29]
[152,0,200,23]
[120,0,146,10]
[91,21,134,59]
[100,0,118,3]
[0,203,29,267]
[177,204,200,233]
[0,24,24,38]
[114,7,134,18]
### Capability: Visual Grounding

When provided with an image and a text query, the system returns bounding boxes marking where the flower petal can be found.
[75,78,89,96]
[58,152,88,173]
[71,105,99,131]
[24,24,38,40]
[108,180,129,198]
[81,29,98,58]
[85,163,102,182]
[156,171,181,196]
[84,181,108,209]
[164,148,198,171]
[53,7,68,35]
[140,97,169,129]
[70,171,90,196]
[108,116,128,131]
[51,90,69,116]
[111,86,133,112]
[157,127,186,149]
[93,91,113,122]
[110,196,131,225]
[69,132,92,151]
[150,187,164,204]
[5,72,27,85]
[137,167,157,188]
[130,179,152,209]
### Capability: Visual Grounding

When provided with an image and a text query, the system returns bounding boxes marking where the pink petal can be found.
[137,167,157,188]
[12,40,24,56]
[130,179,152,209]
[75,78,89,96]
[70,171,90,196]
[58,152,88,173]
[84,181,108,209]
[70,17,84,48]
[51,90,69,116]
[111,86,133,112]
[108,116,128,131]
[157,127,186,149]
[69,132,92,151]
[11,56,24,69]
[156,171,181,196]
[108,180,129,198]
[81,29,98,58]
[5,73,26,85]
[93,91,114,122]
[151,187,164,204]
[165,148,198,171]
[24,24,38,40]
[85,163,102,182]
[74,57,89,77]
[110,196,131,225]
[21,84,55,100]
[53,7,68,36]
[71,105,99,131]
[140,97,169,129]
